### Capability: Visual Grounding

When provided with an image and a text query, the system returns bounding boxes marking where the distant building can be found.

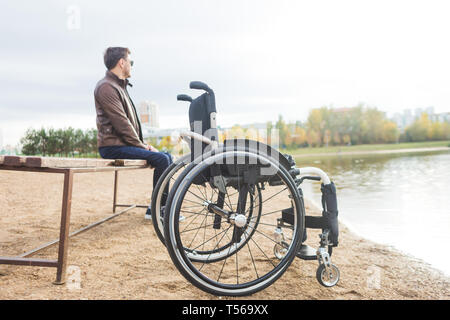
[414,106,434,119]
[139,101,160,128]
[430,112,450,123]
[392,110,414,131]
[392,106,449,131]
[0,128,3,149]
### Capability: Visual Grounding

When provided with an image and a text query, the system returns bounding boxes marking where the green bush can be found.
[20,127,98,157]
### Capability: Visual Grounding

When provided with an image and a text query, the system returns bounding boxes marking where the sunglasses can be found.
[123,58,134,67]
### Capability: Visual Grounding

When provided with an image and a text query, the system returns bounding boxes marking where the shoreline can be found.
[302,198,450,299]
[304,197,450,279]
[292,146,450,158]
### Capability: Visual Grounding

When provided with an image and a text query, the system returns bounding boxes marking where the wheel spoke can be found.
[181,204,205,209]
[246,235,259,279]
[188,208,209,248]
[246,185,288,214]
[182,198,205,206]
[180,223,217,234]
[220,175,234,212]
[197,225,233,272]
[190,225,232,252]
[248,235,277,268]
[245,223,283,246]
[180,209,208,215]
[180,208,205,234]
[217,241,235,283]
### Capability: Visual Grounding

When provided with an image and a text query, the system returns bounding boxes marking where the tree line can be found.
[222,104,450,148]
[275,105,401,148]
[402,113,450,142]
[20,127,98,157]
[19,105,450,156]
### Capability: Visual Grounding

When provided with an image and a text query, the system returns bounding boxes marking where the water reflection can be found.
[296,150,450,276]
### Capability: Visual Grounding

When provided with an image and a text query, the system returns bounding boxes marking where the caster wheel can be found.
[274,243,288,260]
[316,264,340,287]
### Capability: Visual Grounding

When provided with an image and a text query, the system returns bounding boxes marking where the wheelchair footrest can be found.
[296,244,317,261]
[281,207,295,225]
[305,216,328,229]
[281,208,328,229]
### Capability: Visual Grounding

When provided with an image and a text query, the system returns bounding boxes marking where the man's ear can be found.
[118,58,124,69]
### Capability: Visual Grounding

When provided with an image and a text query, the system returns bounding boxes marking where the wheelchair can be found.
[151,81,340,296]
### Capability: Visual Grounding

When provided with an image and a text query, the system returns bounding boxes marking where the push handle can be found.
[177,94,193,102]
[190,81,211,92]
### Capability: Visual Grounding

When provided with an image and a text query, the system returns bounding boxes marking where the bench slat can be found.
[3,156,26,166]
[0,156,147,168]
[113,159,148,167]
[26,157,109,168]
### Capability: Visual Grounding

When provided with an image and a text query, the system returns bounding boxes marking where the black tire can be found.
[163,150,304,296]
[151,154,191,245]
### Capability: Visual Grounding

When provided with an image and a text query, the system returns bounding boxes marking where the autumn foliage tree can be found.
[402,113,450,142]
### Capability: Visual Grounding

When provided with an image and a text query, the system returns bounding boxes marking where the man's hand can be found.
[146,144,159,152]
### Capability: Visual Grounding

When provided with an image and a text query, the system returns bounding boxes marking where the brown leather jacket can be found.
[94,71,146,149]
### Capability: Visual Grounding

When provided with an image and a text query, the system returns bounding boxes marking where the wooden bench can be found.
[0,155,149,284]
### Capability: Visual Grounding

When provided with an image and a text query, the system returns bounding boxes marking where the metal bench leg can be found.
[113,171,119,213]
[53,169,74,285]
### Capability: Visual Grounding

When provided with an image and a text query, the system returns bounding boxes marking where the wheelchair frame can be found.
[151,81,340,296]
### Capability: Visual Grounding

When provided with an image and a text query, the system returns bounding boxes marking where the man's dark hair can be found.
[103,47,130,70]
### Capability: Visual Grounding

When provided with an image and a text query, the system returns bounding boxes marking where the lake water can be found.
[295,149,450,276]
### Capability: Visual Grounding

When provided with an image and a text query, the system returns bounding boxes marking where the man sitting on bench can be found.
[94,46,172,220]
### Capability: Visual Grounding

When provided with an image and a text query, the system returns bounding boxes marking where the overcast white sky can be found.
[1,0,450,146]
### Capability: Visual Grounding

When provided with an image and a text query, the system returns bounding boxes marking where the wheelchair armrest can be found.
[179,130,215,146]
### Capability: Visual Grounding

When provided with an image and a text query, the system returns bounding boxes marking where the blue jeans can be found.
[98,145,173,205]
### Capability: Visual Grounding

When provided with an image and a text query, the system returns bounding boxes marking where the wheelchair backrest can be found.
[188,89,218,160]
[189,92,217,137]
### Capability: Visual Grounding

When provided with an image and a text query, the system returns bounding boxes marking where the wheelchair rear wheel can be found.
[163,151,304,296]
[151,154,191,245]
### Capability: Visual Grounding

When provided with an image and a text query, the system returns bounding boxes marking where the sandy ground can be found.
[0,168,449,300]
